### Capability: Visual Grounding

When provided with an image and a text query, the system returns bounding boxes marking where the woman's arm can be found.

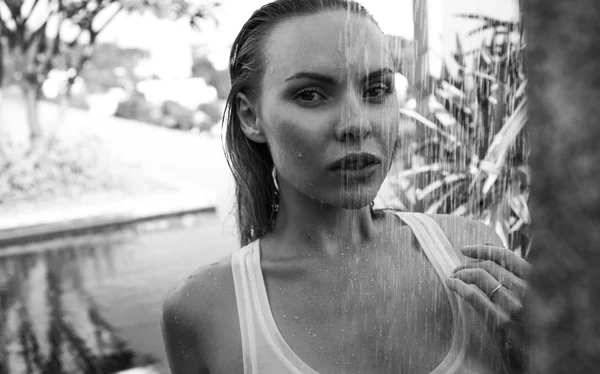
[161,280,211,374]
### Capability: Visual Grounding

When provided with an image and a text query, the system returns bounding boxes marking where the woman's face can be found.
[254,10,400,210]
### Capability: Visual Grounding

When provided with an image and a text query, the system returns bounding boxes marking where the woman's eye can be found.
[365,83,394,100]
[295,88,326,103]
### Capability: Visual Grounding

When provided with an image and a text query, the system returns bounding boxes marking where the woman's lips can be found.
[328,152,382,170]
[331,162,380,181]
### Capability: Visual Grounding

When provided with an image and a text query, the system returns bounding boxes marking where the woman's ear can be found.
[236,92,267,143]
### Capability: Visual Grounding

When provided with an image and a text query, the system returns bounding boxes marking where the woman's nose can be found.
[336,92,372,142]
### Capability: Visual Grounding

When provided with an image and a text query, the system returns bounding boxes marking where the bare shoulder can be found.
[428,214,505,249]
[161,254,241,374]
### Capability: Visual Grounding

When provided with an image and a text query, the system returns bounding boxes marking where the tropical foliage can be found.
[386,8,530,256]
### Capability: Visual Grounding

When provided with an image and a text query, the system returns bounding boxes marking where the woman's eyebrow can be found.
[361,68,394,84]
[284,67,394,85]
[284,72,339,84]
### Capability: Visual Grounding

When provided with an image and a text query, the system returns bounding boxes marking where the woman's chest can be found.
[263,240,456,373]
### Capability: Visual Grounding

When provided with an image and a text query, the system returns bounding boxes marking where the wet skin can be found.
[236,10,400,253]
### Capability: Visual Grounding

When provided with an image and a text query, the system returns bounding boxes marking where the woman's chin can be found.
[300,181,382,210]
[327,192,378,211]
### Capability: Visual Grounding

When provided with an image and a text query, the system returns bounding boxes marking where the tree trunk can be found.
[0,89,5,162]
[412,0,443,214]
[0,39,6,161]
[526,0,600,372]
[412,0,441,111]
[21,82,43,152]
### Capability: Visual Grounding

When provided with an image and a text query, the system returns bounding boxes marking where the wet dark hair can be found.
[223,0,384,247]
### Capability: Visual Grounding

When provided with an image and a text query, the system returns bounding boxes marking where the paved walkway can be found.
[0,95,235,242]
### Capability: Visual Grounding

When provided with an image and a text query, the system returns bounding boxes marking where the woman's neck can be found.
[267,190,383,258]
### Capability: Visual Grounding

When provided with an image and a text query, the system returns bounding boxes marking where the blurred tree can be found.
[0,0,219,167]
[190,50,230,100]
[80,42,149,93]
[114,89,158,124]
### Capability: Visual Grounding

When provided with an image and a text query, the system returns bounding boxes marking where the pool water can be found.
[0,213,238,374]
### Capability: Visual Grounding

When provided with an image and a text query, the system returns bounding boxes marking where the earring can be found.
[272,167,279,192]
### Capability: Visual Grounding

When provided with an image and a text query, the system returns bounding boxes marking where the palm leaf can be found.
[396,163,442,178]
[454,13,519,29]
[399,108,462,146]
[425,182,466,214]
[471,98,528,194]
[416,173,467,201]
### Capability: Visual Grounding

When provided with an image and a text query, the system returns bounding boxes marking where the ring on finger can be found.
[488,283,502,300]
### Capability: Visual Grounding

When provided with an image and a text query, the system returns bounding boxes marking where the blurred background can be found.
[0,0,526,373]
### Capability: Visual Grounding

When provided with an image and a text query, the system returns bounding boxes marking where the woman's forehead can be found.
[264,11,391,83]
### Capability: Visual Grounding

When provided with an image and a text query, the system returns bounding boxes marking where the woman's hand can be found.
[446,244,530,373]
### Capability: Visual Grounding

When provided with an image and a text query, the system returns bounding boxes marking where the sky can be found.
[96,0,519,78]
[97,0,414,74]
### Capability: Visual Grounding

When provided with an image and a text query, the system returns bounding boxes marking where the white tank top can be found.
[231,212,480,373]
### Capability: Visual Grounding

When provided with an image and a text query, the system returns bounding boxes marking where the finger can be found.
[446,277,511,329]
[452,260,528,294]
[447,278,528,371]
[461,245,530,279]
[452,268,523,318]
[452,267,498,295]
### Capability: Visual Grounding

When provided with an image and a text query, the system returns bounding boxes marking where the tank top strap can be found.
[232,241,318,374]
[391,211,470,374]
[392,212,466,279]
[231,245,259,374]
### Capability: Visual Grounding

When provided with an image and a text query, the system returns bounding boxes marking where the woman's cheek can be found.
[270,129,307,175]
[381,112,399,148]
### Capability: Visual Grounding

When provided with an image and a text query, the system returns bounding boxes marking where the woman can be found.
[161,1,529,373]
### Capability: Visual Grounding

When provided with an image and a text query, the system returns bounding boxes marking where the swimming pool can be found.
[0,212,238,374]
